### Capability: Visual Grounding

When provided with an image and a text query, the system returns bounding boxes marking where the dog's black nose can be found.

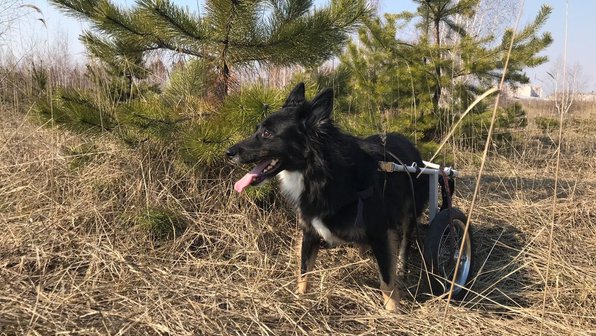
[226,147,237,157]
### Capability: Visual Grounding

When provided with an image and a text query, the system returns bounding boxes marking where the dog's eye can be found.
[261,129,272,139]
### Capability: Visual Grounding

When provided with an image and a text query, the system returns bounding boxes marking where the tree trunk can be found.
[214,1,238,102]
[214,60,230,100]
[432,18,442,116]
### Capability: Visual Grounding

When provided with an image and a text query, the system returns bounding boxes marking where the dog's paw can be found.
[382,290,402,313]
[296,280,309,294]
[383,298,401,313]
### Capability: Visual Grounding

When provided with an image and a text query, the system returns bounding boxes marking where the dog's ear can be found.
[309,88,333,122]
[284,82,306,107]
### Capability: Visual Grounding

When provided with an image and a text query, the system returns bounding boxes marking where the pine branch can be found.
[49,0,99,20]
[269,0,312,23]
[131,112,191,125]
[244,0,369,66]
[137,0,206,43]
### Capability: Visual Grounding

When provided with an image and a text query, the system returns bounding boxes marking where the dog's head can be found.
[226,82,333,192]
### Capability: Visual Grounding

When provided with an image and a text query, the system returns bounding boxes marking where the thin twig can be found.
[539,1,569,334]
[440,2,525,333]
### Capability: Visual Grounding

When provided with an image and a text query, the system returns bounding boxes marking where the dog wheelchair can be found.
[378,160,474,300]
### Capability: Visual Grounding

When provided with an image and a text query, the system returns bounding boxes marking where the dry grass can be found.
[1,105,595,335]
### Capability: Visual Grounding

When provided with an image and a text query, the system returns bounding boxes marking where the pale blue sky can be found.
[5,0,595,92]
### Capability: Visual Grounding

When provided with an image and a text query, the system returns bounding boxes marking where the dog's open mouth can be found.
[234,158,282,193]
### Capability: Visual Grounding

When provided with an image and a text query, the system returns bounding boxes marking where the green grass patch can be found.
[136,207,187,240]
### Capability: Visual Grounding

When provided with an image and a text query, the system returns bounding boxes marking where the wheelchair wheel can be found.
[423,208,474,300]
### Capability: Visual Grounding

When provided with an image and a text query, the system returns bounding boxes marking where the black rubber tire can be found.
[423,208,474,300]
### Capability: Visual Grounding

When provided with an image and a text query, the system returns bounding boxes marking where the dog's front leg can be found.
[296,229,320,294]
[370,230,400,312]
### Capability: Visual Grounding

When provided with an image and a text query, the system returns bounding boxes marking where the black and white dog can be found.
[226,83,428,311]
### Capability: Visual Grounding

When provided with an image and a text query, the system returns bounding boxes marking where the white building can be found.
[513,84,543,98]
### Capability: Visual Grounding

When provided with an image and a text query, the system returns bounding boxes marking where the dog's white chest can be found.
[278,171,342,245]
[277,170,304,204]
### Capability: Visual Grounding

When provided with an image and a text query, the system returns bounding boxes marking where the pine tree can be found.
[50,0,370,100]
[341,2,553,142]
[413,0,479,115]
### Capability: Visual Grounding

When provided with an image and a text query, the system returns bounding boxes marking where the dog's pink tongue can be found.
[234,160,271,193]
[234,174,256,193]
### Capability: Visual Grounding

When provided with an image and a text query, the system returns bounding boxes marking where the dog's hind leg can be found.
[396,215,414,282]
[370,230,400,312]
[296,229,320,294]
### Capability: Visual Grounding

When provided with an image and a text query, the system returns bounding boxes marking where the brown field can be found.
[1,104,595,335]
